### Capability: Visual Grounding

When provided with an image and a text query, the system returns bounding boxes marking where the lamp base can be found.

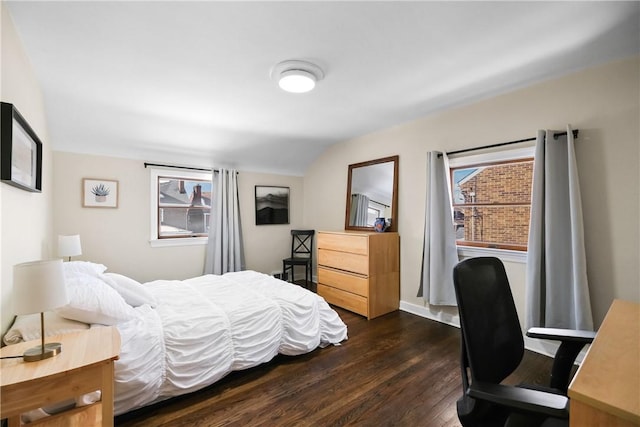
[23,342,62,362]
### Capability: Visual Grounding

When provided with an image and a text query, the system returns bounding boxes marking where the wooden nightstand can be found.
[1,326,120,427]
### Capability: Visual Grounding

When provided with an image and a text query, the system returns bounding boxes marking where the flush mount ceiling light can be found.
[271,60,325,93]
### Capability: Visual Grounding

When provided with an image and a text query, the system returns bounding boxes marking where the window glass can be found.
[158,177,212,238]
[451,158,533,251]
[149,167,212,245]
[367,207,381,226]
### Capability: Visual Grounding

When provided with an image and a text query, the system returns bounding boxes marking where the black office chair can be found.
[452,257,596,427]
[282,230,314,290]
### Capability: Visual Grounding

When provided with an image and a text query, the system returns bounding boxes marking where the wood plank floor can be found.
[115,307,557,427]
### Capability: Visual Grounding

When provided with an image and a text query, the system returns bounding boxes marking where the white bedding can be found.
[112,270,347,415]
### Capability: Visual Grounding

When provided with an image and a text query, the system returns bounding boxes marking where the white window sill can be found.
[457,246,527,263]
[150,237,208,248]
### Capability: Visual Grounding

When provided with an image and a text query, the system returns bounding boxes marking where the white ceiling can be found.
[5,1,639,176]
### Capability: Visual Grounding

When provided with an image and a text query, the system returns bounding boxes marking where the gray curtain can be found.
[204,169,245,275]
[350,193,370,227]
[526,127,593,330]
[418,151,459,306]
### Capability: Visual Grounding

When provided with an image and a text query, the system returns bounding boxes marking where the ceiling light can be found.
[271,60,324,94]
[279,69,316,93]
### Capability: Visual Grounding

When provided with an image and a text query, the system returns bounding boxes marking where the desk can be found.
[568,299,640,426]
[0,327,120,427]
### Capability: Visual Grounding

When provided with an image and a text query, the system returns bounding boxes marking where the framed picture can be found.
[255,185,289,225]
[0,102,43,192]
[83,178,119,208]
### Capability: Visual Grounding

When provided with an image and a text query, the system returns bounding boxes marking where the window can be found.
[149,167,212,247]
[367,207,381,225]
[449,147,534,255]
[366,200,387,226]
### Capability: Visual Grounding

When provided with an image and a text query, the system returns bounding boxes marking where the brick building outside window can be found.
[451,157,534,251]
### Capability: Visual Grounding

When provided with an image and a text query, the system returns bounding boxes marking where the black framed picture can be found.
[255,185,289,225]
[0,102,43,192]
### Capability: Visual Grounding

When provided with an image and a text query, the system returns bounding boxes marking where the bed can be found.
[3,261,348,422]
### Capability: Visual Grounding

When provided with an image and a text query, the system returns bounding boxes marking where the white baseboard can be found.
[399,300,588,362]
[399,300,460,328]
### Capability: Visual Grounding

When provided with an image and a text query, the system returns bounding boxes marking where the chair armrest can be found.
[526,327,596,344]
[468,382,569,419]
[528,327,596,392]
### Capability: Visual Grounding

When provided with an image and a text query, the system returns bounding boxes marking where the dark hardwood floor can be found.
[115,306,557,427]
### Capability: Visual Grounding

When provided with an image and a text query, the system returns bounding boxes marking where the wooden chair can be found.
[282,230,315,289]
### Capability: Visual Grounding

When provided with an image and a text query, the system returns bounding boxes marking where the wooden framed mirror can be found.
[345,155,398,232]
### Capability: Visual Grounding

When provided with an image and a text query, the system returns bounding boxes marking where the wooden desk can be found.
[0,327,120,427]
[568,299,640,426]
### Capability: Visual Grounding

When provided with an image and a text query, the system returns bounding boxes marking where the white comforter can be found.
[113,270,347,415]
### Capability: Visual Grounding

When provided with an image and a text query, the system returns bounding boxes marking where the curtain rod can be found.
[144,162,213,172]
[144,162,240,174]
[442,129,579,157]
[351,193,390,208]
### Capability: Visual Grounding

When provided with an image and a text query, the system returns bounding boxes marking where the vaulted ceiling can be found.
[5,1,639,175]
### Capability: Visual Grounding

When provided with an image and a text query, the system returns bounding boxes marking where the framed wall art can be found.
[83,178,119,208]
[0,102,43,192]
[255,185,289,225]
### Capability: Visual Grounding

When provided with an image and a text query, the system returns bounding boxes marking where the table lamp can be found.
[13,259,69,362]
[58,234,82,262]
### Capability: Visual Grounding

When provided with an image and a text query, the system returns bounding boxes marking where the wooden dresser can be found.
[317,230,399,319]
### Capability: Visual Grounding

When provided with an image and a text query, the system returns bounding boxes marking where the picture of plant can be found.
[83,178,118,208]
[91,183,111,202]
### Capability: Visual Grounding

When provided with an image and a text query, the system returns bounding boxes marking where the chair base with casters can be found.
[453,256,595,427]
[282,230,314,290]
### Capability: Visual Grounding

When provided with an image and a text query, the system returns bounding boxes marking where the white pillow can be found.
[63,261,107,278]
[101,273,158,308]
[55,273,135,325]
[2,311,89,345]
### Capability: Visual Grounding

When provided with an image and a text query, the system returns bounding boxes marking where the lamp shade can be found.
[58,235,82,258]
[13,259,69,315]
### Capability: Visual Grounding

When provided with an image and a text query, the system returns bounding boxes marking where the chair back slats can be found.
[291,230,314,259]
[283,230,315,288]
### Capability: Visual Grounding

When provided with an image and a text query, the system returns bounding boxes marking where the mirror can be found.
[345,155,398,232]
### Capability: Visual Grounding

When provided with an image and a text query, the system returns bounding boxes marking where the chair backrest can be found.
[291,230,314,259]
[453,257,524,385]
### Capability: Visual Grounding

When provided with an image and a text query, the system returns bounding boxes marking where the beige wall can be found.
[238,172,305,275]
[2,2,637,345]
[53,151,304,282]
[305,56,640,331]
[0,5,54,333]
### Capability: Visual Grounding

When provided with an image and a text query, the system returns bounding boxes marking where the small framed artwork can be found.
[0,102,43,192]
[83,178,119,208]
[255,185,289,225]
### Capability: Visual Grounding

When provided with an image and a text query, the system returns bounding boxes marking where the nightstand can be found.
[1,326,120,427]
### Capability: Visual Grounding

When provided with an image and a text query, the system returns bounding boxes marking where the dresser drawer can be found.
[318,249,368,276]
[318,233,369,255]
[318,267,369,297]
[318,284,368,317]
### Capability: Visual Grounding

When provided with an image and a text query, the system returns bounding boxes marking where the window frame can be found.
[448,146,535,263]
[149,166,212,248]
[366,199,387,226]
